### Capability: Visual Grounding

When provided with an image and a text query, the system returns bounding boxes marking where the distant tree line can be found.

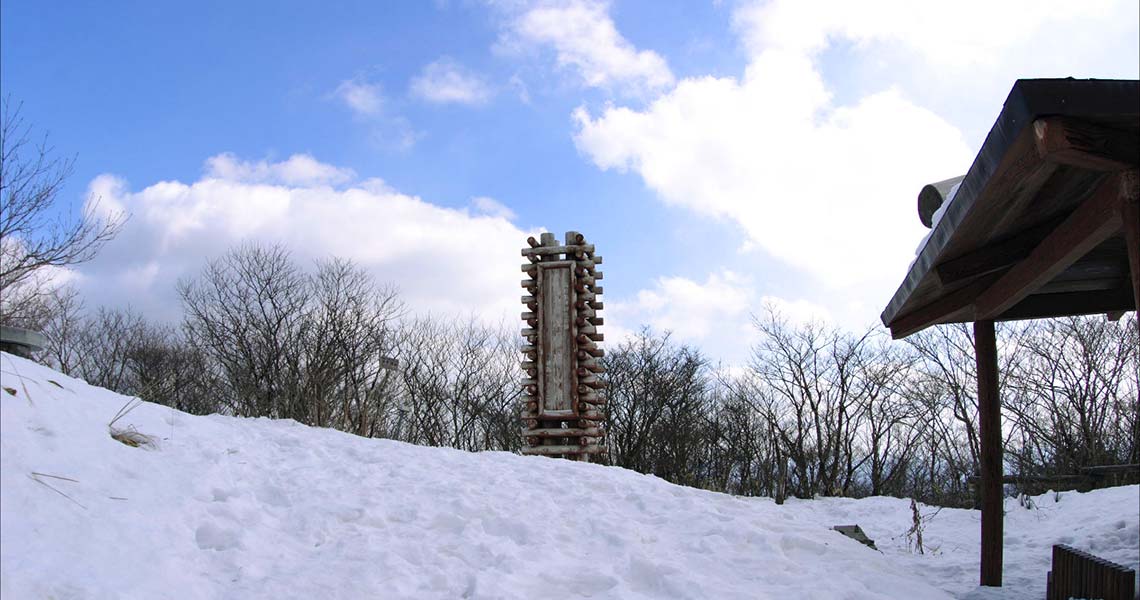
[14,241,1136,508]
[603,313,1136,507]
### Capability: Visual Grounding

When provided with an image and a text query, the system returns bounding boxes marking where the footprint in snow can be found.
[255,484,291,508]
[195,522,242,551]
[210,487,238,502]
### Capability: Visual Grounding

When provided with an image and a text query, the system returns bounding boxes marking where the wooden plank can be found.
[537,261,577,418]
[521,244,595,257]
[1053,545,1065,600]
[522,427,603,438]
[998,287,1133,322]
[521,445,606,456]
[1082,463,1140,475]
[968,474,1088,485]
[975,173,1127,320]
[1033,117,1140,172]
[1122,562,1136,600]
[975,320,1003,587]
[1037,276,1124,294]
[933,215,1066,286]
[951,129,1061,260]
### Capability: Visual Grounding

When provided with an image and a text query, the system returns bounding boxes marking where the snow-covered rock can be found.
[2,352,1136,599]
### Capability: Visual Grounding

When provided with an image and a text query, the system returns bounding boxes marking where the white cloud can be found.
[334,78,384,117]
[470,196,516,220]
[410,58,493,105]
[508,74,531,104]
[204,153,356,187]
[574,63,972,289]
[77,155,535,324]
[502,0,674,95]
[622,270,752,340]
[757,295,833,329]
[607,269,832,363]
[332,77,422,151]
[732,0,1127,70]
[0,235,85,310]
[732,0,1138,143]
[570,0,1137,324]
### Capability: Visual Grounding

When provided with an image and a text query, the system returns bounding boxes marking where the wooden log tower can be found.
[519,231,606,460]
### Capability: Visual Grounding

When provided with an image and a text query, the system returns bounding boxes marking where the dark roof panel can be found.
[881,78,1140,337]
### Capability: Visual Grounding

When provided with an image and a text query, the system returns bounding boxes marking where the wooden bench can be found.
[1046,544,1135,600]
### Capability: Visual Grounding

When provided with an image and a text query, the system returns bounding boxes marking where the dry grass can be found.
[28,472,86,510]
[110,426,158,449]
[108,398,158,450]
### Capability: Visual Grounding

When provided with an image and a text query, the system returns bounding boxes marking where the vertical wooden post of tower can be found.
[975,319,1003,587]
[520,231,606,461]
[539,232,565,456]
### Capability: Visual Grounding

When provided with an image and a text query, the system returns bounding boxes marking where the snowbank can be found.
[786,487,1139,599]
[2,352,1136,599]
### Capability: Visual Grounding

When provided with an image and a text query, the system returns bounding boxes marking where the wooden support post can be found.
[974,319,1003,587]
[1121,171,1139,336]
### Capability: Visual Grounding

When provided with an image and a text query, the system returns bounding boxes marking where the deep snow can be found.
[2,351,1137,599]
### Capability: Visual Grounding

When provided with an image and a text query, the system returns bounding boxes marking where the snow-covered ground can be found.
[2,351,1137,599]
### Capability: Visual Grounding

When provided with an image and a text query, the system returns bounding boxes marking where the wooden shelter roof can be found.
[881,78,1140,338]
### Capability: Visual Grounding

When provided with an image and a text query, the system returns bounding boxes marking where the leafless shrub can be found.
[391,316,520,451]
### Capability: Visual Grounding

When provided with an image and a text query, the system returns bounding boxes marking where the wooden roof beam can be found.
[975,171,1136,321]
[933,214,1065,286]
[1034,117,1140,172]
[999,287,1134,322]
[888,273,999,339]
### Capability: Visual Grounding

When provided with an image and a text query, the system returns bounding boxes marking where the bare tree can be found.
[38,284,86,373]
[177,243,406,427]
[857,339,922,497]
[1004,316,1139,488]
[305,257,403,434]
[705,377,778,497]
[0,97,124,325]
[746,309,868,498]
[602,328,710,483]
[178,243,310,419]
[392,316,520,451]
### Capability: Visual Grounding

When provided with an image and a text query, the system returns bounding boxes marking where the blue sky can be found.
[3,0,1138,363]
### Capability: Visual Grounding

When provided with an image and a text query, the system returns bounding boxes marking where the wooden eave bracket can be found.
[1034,117,1140,172]
[974,170,1137,321]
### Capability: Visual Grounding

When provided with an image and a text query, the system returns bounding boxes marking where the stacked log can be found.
[519,231,606,461]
